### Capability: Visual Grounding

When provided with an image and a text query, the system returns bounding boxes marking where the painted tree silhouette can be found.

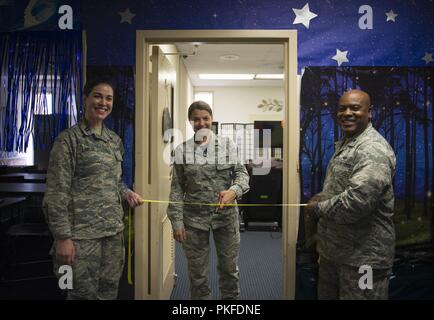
[300,66,434,249]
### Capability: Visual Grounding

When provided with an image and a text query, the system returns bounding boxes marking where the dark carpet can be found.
[170,230,282,300]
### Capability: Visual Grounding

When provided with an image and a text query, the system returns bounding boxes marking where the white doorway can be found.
[134,30,299,300]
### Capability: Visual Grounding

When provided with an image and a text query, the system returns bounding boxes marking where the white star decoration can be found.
[119,8,136,24]
[332,49,349,66]
[292,3,318,29]
[385,10,398,22]
[422,52,433,64]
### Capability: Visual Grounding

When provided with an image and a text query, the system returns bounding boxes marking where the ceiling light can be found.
[254,74,284,80]
[199,74,255,80]
[219,54,240,61]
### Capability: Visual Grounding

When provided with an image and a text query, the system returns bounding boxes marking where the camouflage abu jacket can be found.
[43,119,131,240]
[316,123,396,269]
[167,133,250,231]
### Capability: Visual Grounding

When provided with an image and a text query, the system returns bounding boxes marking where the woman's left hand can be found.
[125,191,144,208]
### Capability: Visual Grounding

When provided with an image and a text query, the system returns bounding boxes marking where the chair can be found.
[244,167,283,230]
[0,219,68,299]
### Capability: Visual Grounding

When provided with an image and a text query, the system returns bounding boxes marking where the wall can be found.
[196,86,284,125]
[3,1,432,69]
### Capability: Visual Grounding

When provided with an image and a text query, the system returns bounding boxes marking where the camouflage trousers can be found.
[182,223,240,300]
[53,232,125,300]
[318,256,391,300]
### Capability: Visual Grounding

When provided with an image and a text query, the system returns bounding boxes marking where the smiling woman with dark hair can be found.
[43,78,143,300]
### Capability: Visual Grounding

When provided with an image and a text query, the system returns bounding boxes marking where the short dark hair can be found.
[83,77,116,96]
[188,101,213,120]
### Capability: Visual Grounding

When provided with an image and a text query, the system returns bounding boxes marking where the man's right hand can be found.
[173,228,187,243]
[56,238,75,265]
[309,193,321,203]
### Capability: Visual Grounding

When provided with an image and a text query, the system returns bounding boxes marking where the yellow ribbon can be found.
[139,199,307,207]
[127,207,133,285]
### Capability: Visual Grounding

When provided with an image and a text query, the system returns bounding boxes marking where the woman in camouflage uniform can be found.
[43,78,143,299]
[167,101,250,300]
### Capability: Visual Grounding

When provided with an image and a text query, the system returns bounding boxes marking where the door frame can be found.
[135,30,299,300]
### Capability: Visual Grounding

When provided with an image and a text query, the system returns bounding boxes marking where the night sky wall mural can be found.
[300,67,434,249]
[1,1,434,299]
[1,1,433,66]
[1,0,433,239]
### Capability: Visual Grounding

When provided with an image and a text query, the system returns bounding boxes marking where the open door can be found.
[134,45,176,299]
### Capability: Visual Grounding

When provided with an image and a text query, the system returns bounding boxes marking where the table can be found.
[0,183,46,196]
[0,173,46,183]
[0,198,26,262]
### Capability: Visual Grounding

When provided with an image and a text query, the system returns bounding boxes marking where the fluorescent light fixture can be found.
[219,54,240,61]
[199,74,255,80]
[254,74,284,80]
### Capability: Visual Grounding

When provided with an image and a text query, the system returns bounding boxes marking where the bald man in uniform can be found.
[306,89,396,300]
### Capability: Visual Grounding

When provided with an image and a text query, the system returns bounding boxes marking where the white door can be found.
[134,46,176,299]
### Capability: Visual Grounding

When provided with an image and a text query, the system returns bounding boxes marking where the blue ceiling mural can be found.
[84,0,434,68]
[0,0,433,69]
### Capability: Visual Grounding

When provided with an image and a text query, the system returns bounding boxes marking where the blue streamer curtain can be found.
[0,30,83,152]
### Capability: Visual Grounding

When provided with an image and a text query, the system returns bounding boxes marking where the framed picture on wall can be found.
[162,83,174,143]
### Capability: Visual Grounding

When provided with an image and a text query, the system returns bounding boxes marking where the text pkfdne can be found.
[171,304,261,317]
[216,304,261,314]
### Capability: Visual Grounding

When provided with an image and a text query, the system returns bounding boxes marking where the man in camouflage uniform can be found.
[168,101,249,300]
[43,79,142,299]
[306,89,396,300]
